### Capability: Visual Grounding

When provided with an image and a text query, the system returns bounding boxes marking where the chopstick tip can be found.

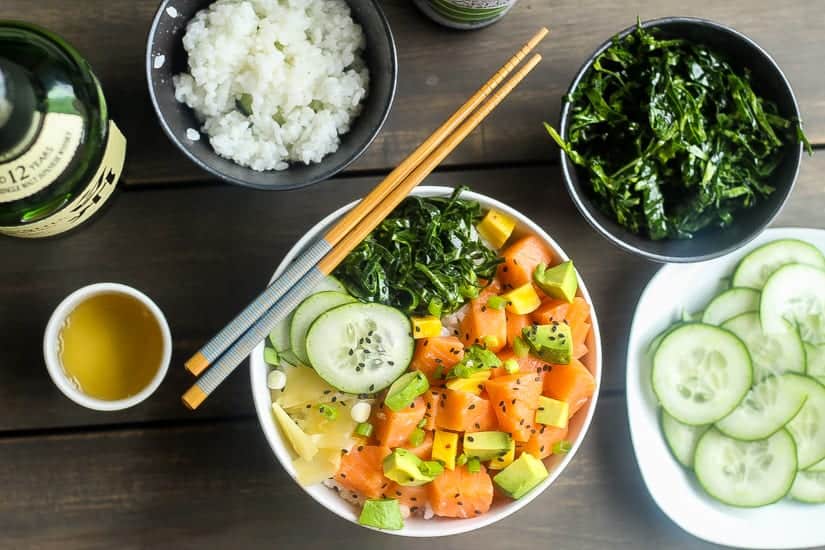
[185,352,210,376]
[182,385,207,410]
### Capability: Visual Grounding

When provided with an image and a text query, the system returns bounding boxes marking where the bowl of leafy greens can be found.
[546,17,810,263]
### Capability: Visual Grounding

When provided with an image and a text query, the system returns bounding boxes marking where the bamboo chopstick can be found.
[182,53,543,410]
[184,27,549,377]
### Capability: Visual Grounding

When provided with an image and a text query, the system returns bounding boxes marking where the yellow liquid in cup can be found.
[58,292,163,401]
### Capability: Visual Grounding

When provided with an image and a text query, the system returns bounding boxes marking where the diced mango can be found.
[501,283,542,315]
[477,209,517,249]
[445,371,492,395]
[487,438,516,471]
[412,316,443,339]
[432,430,459,470]
[535,396,569,429]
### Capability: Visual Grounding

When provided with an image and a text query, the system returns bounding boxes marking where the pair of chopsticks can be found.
[182,27,549,410]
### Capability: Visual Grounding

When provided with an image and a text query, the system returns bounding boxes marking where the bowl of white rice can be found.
[146,0,397,190]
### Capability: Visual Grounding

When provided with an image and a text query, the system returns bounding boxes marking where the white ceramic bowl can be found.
[43,282,172,411]
[626,227,825,549]
[250,186,603,536]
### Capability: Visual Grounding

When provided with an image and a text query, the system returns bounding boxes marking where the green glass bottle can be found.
[0,21,125,238]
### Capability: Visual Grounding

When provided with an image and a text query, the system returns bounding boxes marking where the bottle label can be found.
[0,121,125,238]
[0,112,84,203]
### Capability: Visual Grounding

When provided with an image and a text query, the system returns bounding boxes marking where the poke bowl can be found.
[250,186,603,536]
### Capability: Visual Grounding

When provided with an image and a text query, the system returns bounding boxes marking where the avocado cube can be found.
[463,431,512,462]
[522,323,573,365]
[493,453,549,499]
[534,261,578,303]
[383,448,431,486]
[433,430,459,470]
[359,499,404,530]
[536,396,569,428]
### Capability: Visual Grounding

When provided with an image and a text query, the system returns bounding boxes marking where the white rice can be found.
[173,0,369,171]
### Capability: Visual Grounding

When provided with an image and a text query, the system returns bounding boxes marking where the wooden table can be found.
[1,1,823,548]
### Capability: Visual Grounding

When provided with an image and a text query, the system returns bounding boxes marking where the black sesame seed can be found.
[540,445,545,452]
[468,404,476,410]
[499,400,504,406]
[323,390,332,395]
[306,404,311,409]
[396,490,402,496]
[446,444,451,449]
[340,473,347,478]
[481,306,487,312]
[331,396,337,403]
[415,326,421,333]
[388,361,394,366]
[454,493,460,498]
[358,446,364,452]
[502,266,508,272]
[369,384,375,391]
[474,423,481,429]
[468,436,475,442]
[511,399,516,405]
[457,501,463,506]
[348,349,354,356]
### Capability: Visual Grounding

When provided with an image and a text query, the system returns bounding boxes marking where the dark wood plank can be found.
[1,154,823,431]
[0,395,721,549]
[1,1,823,183]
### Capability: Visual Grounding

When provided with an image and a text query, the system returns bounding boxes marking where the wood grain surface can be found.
[0,1,823,183]
[0,396,718,550]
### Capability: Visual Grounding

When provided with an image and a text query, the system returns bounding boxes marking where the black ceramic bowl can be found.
[559,17,804,263]
[145,0,397,190]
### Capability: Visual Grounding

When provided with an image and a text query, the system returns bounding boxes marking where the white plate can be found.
[250,186,603,537]
[626,227,825,549]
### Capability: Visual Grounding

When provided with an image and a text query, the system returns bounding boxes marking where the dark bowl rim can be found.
[558,16,804,263]
[144,0,398,191]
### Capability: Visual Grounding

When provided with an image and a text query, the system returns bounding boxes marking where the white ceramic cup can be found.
[43,282,172,411]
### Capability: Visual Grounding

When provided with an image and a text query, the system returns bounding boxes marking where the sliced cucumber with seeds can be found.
[702,288,760,326]
[808,457,825,472]
[290,292,356,364]
[661,409,708,468]
[722,312,806,382]
[652,324,752,425]
[789,470,825,503]
[715,373,809,441]
[694,428,797,507]
[785,375,825,469]
[805,343,825,384]
[268,276,348,353]
[732,239,825,290]
[761,264,825,345]
[306,302,414,394]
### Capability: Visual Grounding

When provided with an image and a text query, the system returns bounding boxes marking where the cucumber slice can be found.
[761,264,825,345]
[715,373,809,441]
[268,276,347,353]
[652,324,752,425]
[785,375,825,469]
[661,409,709,468]
[694,428,797,507]
[722,312,806,382]
[290,292,356,364]
[305,302,414,394]
[733,239,825,290]
[702,288,760,326]
[789,470,825,503]
[809,457,825,472]
[805,343,825,384]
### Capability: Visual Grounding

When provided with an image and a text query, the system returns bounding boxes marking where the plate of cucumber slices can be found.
[627,227,825,549]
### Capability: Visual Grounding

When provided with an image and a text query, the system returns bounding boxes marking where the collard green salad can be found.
[335,188,501,316]
[546,22,812,240]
